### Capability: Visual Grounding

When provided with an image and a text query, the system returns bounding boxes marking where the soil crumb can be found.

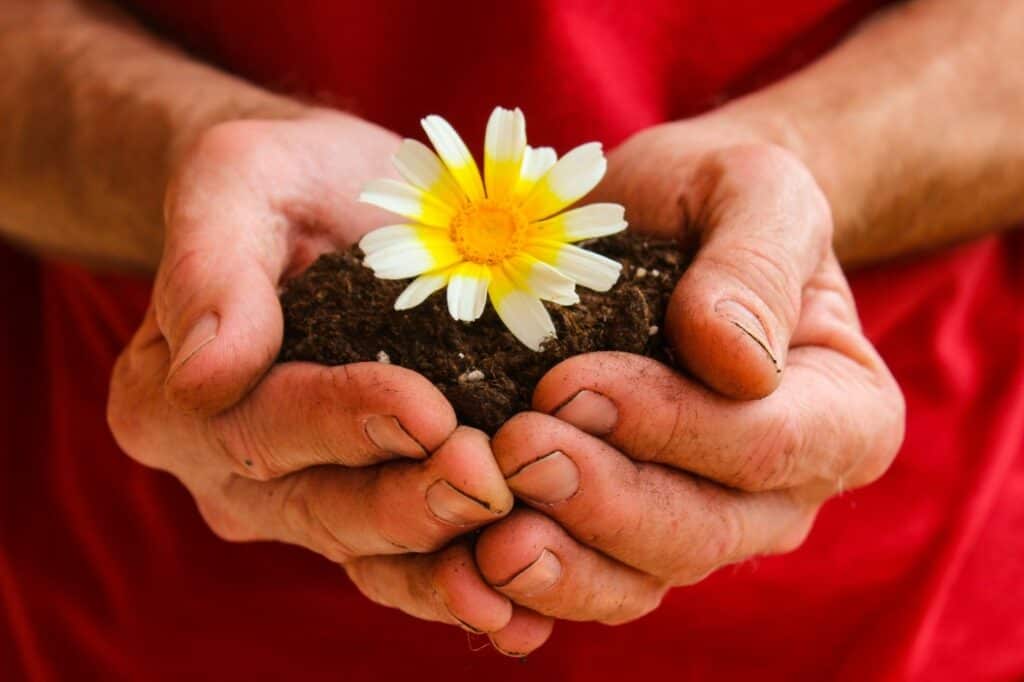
[279,232,688,433]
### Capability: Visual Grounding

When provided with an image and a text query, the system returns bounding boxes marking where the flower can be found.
[358,106,627,350]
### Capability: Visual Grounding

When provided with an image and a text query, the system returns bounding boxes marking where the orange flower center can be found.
[448,199,528,265]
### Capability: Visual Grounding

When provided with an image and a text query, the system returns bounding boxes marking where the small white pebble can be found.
[648,325,659,336]
[457,369,486,384]
[635,267,648,279]
[458,369,486,384]
[375,350,391,364]
[651,269,662,277]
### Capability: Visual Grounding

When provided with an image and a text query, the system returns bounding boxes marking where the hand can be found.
[107,112,553,649]
[471,121,906,630]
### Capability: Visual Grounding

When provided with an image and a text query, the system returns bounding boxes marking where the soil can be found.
[278,232,689,433]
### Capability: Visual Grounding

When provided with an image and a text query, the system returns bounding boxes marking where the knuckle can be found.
[644,396,693,465]
[107,355,141,453]
[191,120,270,165]
[720,144,831,224]
[279,479,356,563]
[369,487,441,554]
[195,493,256,543]
[733,411,802,491]
[208,411,281,481]
[771,508,818,555]
[107,352,163,469]
[846,379,907,489]
[599,583,668,626]
[154,247,209,333]
[677,495,747,584]
[704,241,801,326]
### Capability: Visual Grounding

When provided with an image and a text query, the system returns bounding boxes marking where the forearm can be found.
[720,0,1024,266]
[0,0,304,269]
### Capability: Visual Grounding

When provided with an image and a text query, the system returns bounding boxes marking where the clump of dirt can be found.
[279,232,688,433]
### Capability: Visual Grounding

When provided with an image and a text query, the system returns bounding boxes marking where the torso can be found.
[2,1,1022,679]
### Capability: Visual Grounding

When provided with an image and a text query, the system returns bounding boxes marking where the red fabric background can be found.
[1,1,1022,680]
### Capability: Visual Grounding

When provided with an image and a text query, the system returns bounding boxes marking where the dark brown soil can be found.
[278,232,688,433]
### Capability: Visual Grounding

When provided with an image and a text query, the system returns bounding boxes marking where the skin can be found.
[2,0,1022,658]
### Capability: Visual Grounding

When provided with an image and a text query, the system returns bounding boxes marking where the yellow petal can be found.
[359,179,457,228]
[503,253,578,305]
[526,239,622,292]
[421,115,485,203]
[513,145,557,199]
[520,142,607,221]
[392,139,467,208]
[360,225,462,279]
[484,107,526,201]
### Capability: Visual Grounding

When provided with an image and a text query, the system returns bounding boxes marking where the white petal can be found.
[504,254,579,306]
[489,271,556,351]
[527,240,622,292]
[513,146,557,198]
[421,115,485,202]
[446,263,492,322]
[484,107,527,200]
[532,203,627,242]
[394,269,451,310]
[362,232,461,280]
[359,224,441,255]
[363,247,435,280]
[521,142,607,220]
[392,139,466,207]
[359,178,456,228]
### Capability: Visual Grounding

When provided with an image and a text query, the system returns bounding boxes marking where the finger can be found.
[534,345,902,494]
[155,128,292,415]
[108,306,179,471]
[475,509,666,625]
[488,606,555,658]
[664,145,833,398]
[206,426,514,560]
[493,412,814,583]
[344,543,513,634]
[207,362,457,479]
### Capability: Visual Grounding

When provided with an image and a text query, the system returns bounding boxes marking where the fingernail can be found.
[715,299,777,367]
[506,451,579,504]
[426,480,493,526]
[554,390,618,435]
[491,640,528,658]
[364,415,427,458]
[498,549,561,597]
[170,312,219,376]
[445,605,485,634]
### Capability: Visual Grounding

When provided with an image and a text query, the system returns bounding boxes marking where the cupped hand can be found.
[107,112,552,649]
[472,121,906,628]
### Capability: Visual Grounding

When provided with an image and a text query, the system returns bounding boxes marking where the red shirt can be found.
[2,2,1022,680]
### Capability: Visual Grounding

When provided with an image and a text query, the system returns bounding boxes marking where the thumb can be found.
[155,190,287,415]
[665,145,832,399]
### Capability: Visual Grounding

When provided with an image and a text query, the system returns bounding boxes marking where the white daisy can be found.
[358,106,627,350]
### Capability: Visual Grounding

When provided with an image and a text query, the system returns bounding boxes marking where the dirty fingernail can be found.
[715,299,777,366]
[364,415,427,458]
[445,606,485,634]
[426,480,493,526]
[507,451,579,504]
[170,312,219,376]
[554,390,618,435]
[498,549,561,597]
